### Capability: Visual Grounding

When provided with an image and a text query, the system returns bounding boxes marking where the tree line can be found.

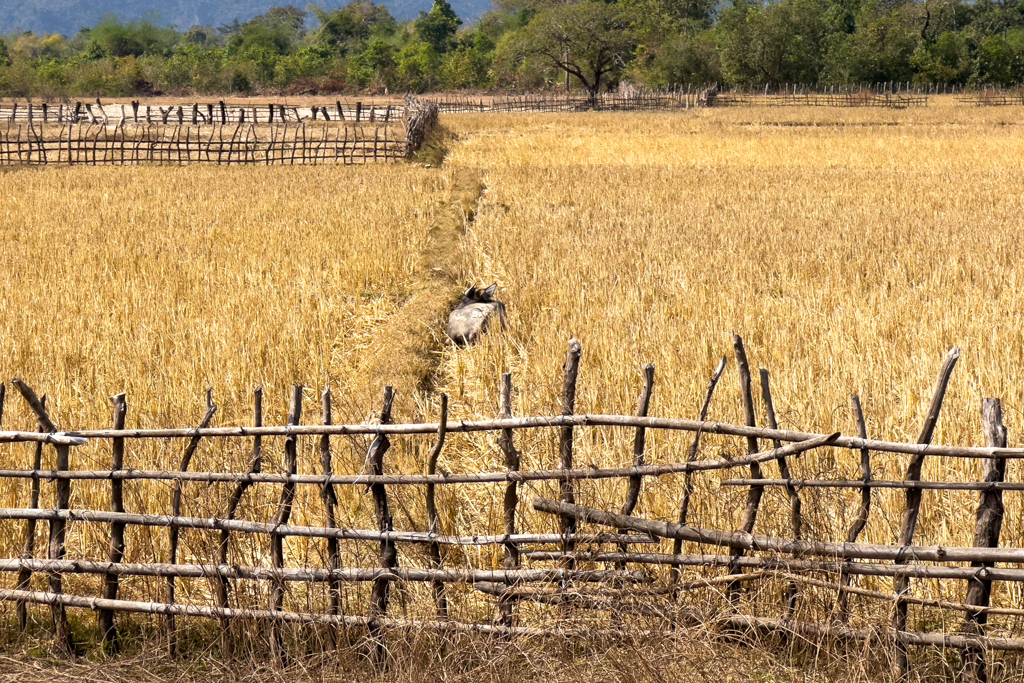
[1,0,1023,98]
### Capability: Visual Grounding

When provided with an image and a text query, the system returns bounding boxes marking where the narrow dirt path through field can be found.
[355,165,485,418]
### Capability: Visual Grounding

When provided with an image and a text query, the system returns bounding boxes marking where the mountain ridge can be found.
[0,0,492,37]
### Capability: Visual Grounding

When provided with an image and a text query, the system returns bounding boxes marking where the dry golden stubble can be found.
[3,103,1024,666]
[436,104,1024,618]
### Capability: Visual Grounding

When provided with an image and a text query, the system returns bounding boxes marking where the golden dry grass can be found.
[0,163,460,636]
[2,99,1024,678]
[437,100,1024,620]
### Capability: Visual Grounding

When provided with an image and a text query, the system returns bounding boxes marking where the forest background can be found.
[0,0,1022,98]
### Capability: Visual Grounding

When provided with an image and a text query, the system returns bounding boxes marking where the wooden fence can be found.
[712,90,930,109]
[0,122,404,165]
[426,85,932,112]
[0,99,438,165]
[0,337,1022,681]
[957,88,1024,106]
[427,92,684,113]
[0,100,403,125]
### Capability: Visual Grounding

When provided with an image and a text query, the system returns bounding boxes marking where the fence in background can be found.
[0,100,403,125]
[0,336,1021,681]
[0,123,404,165]
[5,83,1024,130]
[711,90,930,108]
[427,84,933,112]
[957,88,1024,106]
[0,100,438,165]
[427,91,688,113]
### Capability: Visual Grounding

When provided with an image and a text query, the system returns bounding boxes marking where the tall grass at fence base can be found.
[1,609,977,683]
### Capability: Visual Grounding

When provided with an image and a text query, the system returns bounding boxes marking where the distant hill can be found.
[0,0,493,37]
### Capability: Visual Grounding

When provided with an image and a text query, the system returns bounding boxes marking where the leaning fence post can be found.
[168,389,217,659]
[558,339,583,566]
[12,379,74,655]
[16,391,44,635]
[617,364,655,567]
[216,386,262,659]
[99,393,127,652]
[271,384,303,666]
[838,394,872,622]
[425,394,449,618]
[671,357,726,592]
[960,398,1007,683]
[367,386,396,666]
[760,369,802,616]
[320,388,342,645]
[498,373,520,626]
[892,347,961,678]
[727,334,762,601]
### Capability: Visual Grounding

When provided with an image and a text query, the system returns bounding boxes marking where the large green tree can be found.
[717,0,833,85]
[502,1,638,101]
[416,0,463,53]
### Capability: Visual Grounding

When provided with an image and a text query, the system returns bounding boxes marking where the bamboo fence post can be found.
[671,357,726,592]
[960,398,1007,683]
[498,373,520,626]
[760,368,802,615]
[367,386,396,666]
[893,347,960,678]
[559,339,583,567]
[12,380,73,655]
[617,364,655,567]
[16,393,43,635]
[99,393,127,652]
[271,385,303,666]
[425,394,449,618]
[838,394,872,623]
[168,389,217,658]
[49,442,73,655]
[203,124,213,164]
[216,386,262,659]
[727,334,762,601]
[319,388,342,647]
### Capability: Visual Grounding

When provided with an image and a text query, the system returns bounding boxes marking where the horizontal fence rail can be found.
[0,507,658,548]
[5,415,1024,459]
[0,338,1022,681]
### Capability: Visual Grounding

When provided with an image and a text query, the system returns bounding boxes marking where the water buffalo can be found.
[447,284,506,345]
